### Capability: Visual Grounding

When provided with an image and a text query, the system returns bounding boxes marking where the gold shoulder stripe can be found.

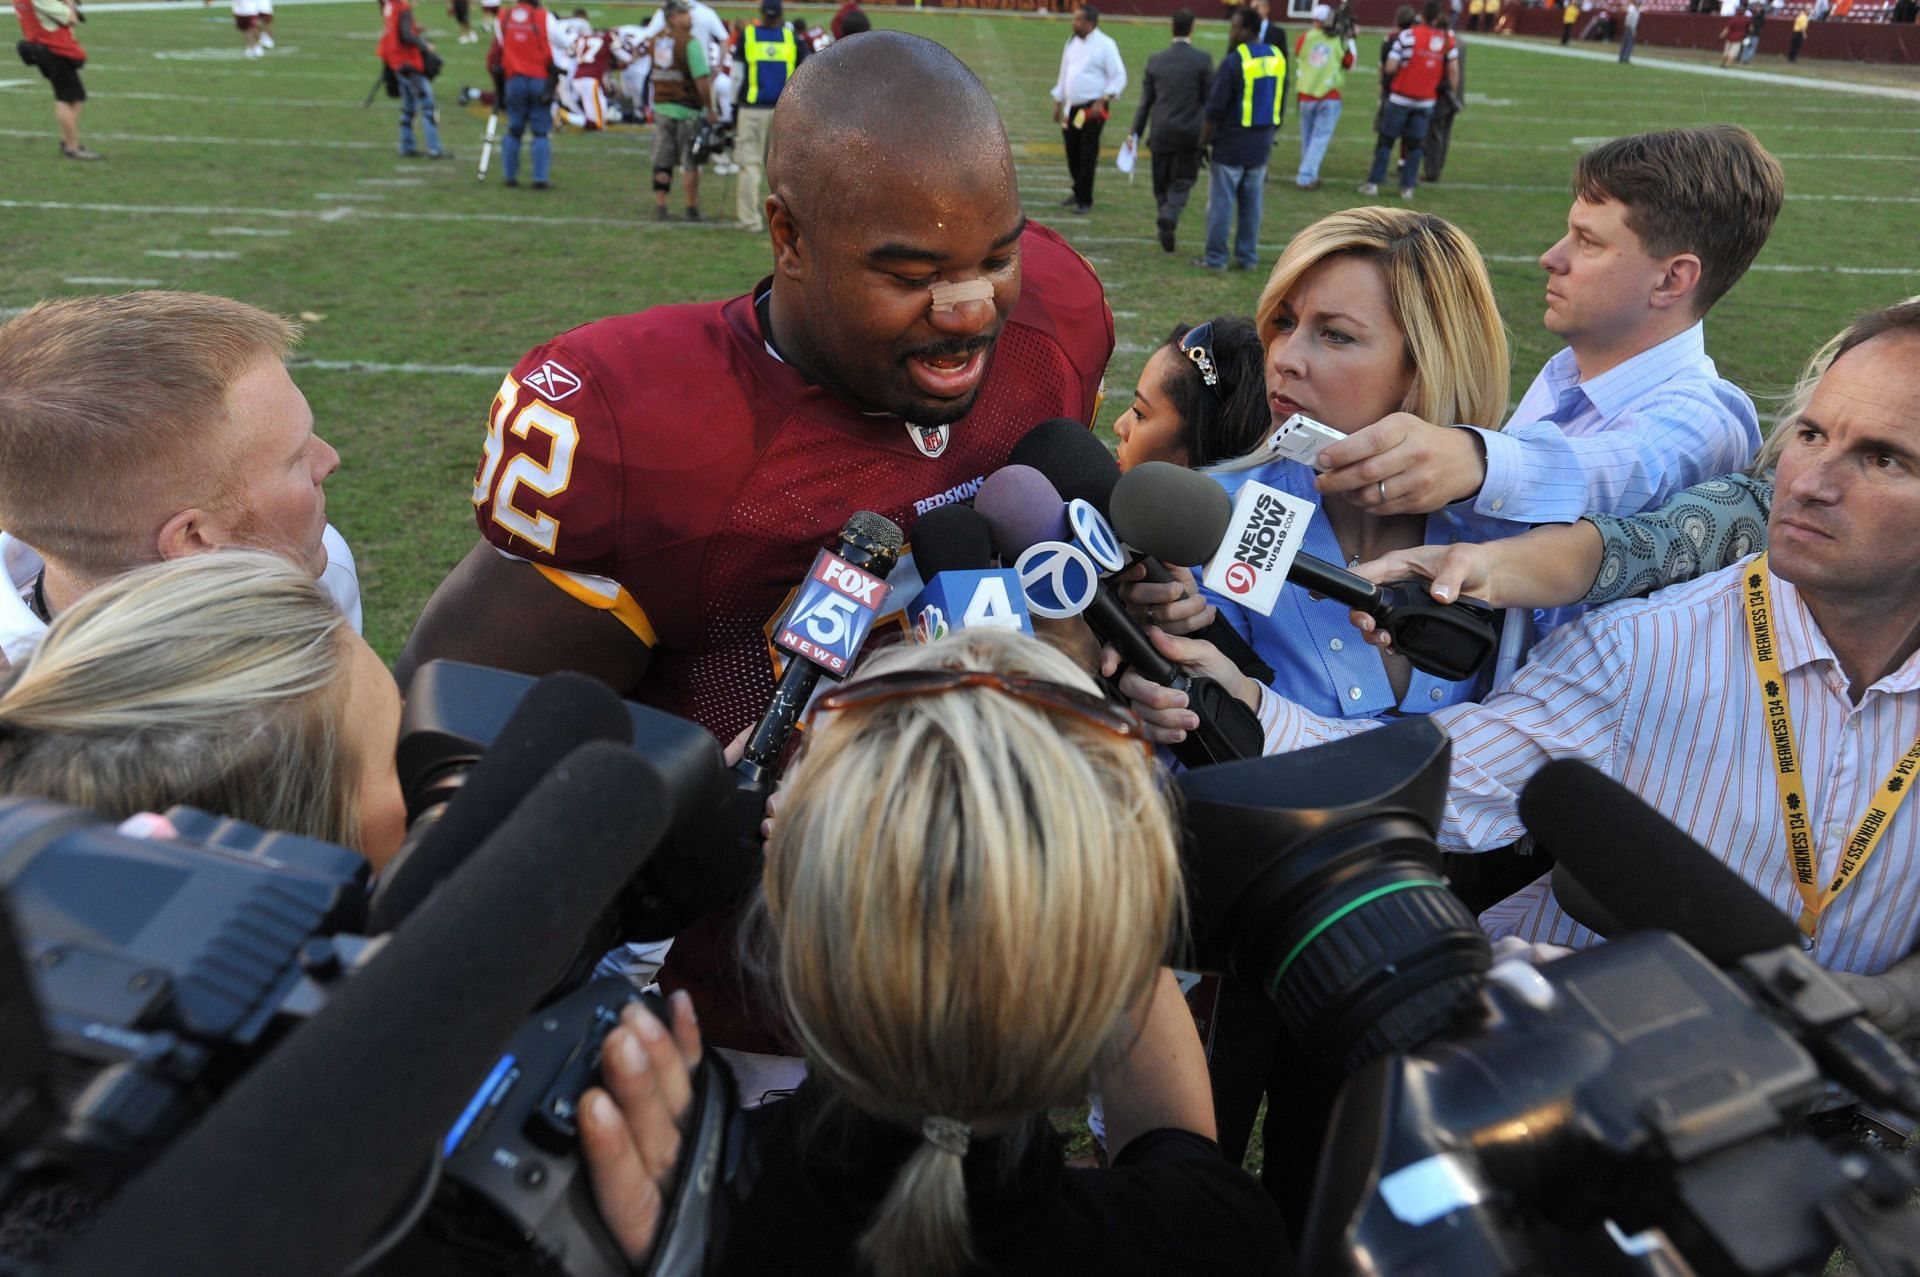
[532,564,658,647]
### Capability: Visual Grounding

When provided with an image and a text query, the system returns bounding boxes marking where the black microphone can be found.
[736,510,903,781]
[368,669,636,933]
[1520,759,1920,1117]
[912,503,998,578]
[49,743,674,1277]
[1110,461,1497,683]
[977,466,1263,767]
[1010,421,1276,683]
[1518,758,1801,962]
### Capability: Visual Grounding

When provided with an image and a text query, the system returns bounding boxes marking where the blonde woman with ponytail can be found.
[579,627,1285,1276]
[0,551,407,870]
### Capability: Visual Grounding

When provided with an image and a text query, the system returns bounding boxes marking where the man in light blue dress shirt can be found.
[1306,126,1785,531]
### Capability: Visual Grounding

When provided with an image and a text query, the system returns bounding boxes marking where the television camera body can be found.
[3,676,1918,1277]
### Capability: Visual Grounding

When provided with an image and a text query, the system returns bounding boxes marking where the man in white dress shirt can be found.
[1122,298,1920,1033]
[0,292,362,669]
[1049,4,1126,213]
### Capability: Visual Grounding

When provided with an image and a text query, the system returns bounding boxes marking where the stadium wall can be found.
[892,0,1920,64]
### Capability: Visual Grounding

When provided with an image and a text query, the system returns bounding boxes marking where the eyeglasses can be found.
[1179,321,1227,400]
[812,668,1149,752]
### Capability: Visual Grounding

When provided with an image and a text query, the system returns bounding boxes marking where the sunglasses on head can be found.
[1178,321,1228,401]
[811,668,1150,753]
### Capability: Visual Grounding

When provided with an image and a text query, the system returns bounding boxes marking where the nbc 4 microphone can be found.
[736,511,903,784]
[904,504,1033,641]
[975,463,1263,767]
[1111,461,1498,683]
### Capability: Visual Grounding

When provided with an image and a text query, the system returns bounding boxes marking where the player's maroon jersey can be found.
[573,28,614,79]
[473,222,1112,743]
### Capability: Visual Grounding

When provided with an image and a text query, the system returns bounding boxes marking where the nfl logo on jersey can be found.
[774,549,891,676]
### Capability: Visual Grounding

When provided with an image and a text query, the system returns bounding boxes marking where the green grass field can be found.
[4,0,1917,658]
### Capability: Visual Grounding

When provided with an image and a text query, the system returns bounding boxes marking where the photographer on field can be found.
[11,0,96,159]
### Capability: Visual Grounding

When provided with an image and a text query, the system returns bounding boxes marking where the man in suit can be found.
[1129,7,1212,253]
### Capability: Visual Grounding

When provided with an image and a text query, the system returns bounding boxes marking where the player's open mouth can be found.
[905,346,989,399]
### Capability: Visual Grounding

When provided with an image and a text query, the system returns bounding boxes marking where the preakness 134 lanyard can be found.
[1744,553,1920,939]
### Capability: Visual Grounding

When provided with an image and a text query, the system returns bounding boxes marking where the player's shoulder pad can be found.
[1009,222,1115,382]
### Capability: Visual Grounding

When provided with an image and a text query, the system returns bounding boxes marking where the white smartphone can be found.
[1267,413,1346,469]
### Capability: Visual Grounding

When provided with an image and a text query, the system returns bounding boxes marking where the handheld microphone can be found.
[1111,461,1498,683]
[905,504,1032,641]
[369,669,636,933]
[978,465,1262,767]
[736,511,903,780]
[1008,422,1277,684]
[50,743,675,1277]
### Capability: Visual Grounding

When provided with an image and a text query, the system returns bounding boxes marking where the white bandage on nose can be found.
[928,277,995,313]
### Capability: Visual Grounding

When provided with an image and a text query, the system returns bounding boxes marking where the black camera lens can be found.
[1179,717,1491,1073]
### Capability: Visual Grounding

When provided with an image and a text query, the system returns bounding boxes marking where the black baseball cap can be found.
[760,0,783,16]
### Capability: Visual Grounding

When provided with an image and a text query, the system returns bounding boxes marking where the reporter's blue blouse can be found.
[1197,457,1511,719]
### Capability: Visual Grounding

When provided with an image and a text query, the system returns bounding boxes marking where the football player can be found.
[398,32,1114,1060]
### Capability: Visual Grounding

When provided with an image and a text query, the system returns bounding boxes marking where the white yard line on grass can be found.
[211,226,294,236]
[1454,36,1920,102]
[293,358,507,376]
[0,128,384,149]
[64,276,163,286]
[144,248,241,259]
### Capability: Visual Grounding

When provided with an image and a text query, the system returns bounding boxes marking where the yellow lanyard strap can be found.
[1744,553,1920,938]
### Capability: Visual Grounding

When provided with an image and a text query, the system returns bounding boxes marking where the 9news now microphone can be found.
[905,503,1033,641]
[1111,461,1498,683]
[975,463,1264,767]
[735,511,903,783]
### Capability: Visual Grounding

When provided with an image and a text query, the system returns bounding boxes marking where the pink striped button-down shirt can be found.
[1254,555,1920,974]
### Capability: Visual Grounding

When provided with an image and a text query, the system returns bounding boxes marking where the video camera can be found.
[7,672,1920,1277]
[1179,716,1920,1276]
[0,663,755,1277]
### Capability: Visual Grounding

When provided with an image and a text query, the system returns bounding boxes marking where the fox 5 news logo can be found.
[775,550,890,676]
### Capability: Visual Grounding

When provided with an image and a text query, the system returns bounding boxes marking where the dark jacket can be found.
[1130,39,1213,148]
[1204,38,1285,168]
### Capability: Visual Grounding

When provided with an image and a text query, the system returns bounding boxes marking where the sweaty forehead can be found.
[802,136,1019,248]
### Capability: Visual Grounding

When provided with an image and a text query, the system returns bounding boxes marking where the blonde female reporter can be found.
[582,627,1286,1277]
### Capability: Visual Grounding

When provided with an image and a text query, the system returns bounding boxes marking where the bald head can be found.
[768,31,1010,223]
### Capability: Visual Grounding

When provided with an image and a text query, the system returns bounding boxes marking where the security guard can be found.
[1197,6,1285,272]
[731,0,808,232]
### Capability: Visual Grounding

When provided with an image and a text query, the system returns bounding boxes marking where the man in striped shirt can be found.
[1123,301,1920,1026]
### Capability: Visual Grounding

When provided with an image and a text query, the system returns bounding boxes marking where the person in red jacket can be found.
[377,0,448,158]
[12,0,96,159]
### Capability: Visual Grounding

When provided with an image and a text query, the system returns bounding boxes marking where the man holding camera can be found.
[12,0,96,160]
[648,0,716,221]
[378,0,448,159]
[497,0,561,188]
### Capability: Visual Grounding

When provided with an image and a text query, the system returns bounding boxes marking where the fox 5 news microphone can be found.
[1111,461,1498,683]
[734,511,903,785]
[975,463,1264,767]
[905,504,1033,642]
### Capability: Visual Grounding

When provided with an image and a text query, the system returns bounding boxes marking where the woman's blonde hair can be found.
[0,551,362,848]
[1752,294,1920,474]
[762,628,1182,1277]
[1221,208,1508,472]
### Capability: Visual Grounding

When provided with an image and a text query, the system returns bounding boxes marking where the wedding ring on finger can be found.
[1378,479,1389,503]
